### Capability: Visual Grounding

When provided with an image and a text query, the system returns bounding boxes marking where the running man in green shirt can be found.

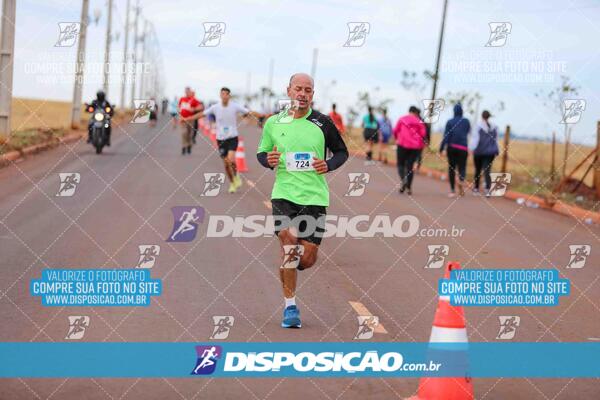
[257,73,348,328]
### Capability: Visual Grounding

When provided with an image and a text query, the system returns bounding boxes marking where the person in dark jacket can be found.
[469,110,499,197]
[87,90,114,146]
[440,103,471,197]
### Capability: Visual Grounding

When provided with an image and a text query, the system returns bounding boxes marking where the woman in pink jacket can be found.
[393,106,427,195]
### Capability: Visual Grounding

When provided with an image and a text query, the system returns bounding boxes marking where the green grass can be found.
[0,128,68,155]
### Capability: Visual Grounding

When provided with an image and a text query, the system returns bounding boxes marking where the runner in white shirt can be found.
[183,87,262,193]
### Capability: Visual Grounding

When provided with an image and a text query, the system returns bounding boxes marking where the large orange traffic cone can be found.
[235,136,249,172]
[407,261,473,400]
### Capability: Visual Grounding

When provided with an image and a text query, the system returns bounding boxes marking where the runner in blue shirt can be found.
[377,108,393,164]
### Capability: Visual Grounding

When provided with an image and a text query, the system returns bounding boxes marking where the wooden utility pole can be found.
[130,0,140,107]
[551,131,556,181]
[0,0,16,136]
[120,0,131,109]
[595,122,600,198]
[71,0,90,129]
[139,19,148,99]
[427,0,448,134]
[430,0,448,103]
[102,0,113,95]
[501,125,510,173]
[562,126,572,177]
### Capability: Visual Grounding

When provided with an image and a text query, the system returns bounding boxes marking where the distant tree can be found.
[444,90,483,119]
[535,75,580,176]
[400,70,434,104]
[346,91,392,129]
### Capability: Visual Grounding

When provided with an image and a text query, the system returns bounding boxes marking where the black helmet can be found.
[96,90,105,103]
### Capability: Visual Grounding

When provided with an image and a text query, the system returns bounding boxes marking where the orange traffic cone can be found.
[235,136,249,173]
[198,118,205,129]
[407,261,473,400]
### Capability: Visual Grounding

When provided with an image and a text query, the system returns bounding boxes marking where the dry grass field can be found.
[0,98,131,155]
[345,126,598,209]
[9,97,82,131]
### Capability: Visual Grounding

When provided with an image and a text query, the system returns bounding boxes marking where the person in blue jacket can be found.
[469,110,500,197]
[440,103,471,197]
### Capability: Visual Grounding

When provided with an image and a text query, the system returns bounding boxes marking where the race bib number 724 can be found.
[285,152,315,171]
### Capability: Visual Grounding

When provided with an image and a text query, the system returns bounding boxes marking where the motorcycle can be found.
[86,103,112,154]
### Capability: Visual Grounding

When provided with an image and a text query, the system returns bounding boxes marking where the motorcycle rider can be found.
[87,90,115,146]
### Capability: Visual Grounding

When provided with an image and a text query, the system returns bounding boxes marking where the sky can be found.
[11,0,600,145]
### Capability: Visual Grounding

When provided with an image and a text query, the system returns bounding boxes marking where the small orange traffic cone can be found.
[235,136,249,172]
[198,118,205,129]
[407,261,473,400]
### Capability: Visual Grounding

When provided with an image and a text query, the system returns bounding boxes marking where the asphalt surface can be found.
[0,117,599,399]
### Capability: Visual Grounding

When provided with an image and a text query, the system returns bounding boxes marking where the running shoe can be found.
[233,175,243,190]
[228,182,236,193]
[458,183,465,196]
[448,191,457,198]
[281,305,301,328]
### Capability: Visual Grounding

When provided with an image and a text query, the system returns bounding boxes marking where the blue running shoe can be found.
[281,305,301,328]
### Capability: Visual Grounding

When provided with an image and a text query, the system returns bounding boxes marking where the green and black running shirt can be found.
[257,108,349,207]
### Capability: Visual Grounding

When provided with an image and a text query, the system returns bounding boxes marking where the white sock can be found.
[285,297,296,308]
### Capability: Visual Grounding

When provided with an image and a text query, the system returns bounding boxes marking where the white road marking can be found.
[348,301,388,334]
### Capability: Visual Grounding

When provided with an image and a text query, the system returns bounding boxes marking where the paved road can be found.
[1,117,598,399]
